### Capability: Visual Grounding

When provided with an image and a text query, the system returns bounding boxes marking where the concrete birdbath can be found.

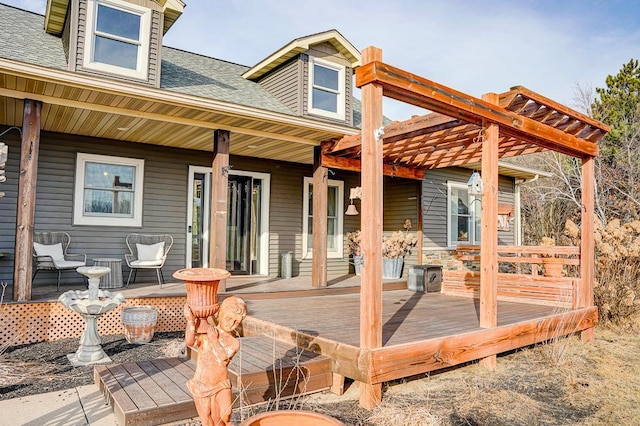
[58,266,126,366]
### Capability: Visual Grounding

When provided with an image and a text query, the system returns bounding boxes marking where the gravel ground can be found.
[0,331,186,400]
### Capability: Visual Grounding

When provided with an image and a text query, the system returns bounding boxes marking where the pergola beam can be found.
[355,61,599,158]
[319,152,425,180]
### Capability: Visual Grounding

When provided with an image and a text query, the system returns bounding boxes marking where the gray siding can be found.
[257,58,302,115]
[383,177,421,268]
[0,133,364,284]
[422,168,515,249]
[0,131,426,285]
[0,131,194,285]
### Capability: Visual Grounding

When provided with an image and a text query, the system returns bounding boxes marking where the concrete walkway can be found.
[0,385,116,426]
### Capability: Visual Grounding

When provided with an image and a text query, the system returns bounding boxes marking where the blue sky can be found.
[5,0,639,120]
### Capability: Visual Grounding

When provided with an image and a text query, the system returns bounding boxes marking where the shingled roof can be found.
[0,3,297,116]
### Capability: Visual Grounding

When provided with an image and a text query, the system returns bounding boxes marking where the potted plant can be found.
[382,220,418,279]
[539,237,564,277]
[346,230,362,275]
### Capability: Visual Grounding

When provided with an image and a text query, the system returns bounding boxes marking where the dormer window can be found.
[83,0,151,80]
[308,57,345,120]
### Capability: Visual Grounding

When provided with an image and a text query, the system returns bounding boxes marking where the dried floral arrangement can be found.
[346,220,418,259]
[346,230,362,257]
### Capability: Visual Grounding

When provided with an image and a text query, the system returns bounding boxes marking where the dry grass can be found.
[231,321,640,426]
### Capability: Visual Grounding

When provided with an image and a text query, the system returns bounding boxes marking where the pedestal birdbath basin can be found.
[58,266,126,366]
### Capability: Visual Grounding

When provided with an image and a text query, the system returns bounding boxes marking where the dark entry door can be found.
[226,175,252,274]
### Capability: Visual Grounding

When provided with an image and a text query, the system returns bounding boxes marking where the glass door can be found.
[187,167,211,268]
[227,175,252,274]
[187,167,269,275]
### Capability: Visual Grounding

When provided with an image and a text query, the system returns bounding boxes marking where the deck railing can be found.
[444,245,581,308]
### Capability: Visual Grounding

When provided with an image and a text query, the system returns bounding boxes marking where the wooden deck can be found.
[241,290,597,383]
[95,336,332,426]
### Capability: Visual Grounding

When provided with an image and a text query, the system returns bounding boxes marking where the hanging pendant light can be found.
[345,200,359,215]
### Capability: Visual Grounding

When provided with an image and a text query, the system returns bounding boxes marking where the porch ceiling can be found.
[324,68,609,171]
[0,60,357,165]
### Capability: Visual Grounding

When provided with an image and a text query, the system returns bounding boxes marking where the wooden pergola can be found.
[313,46,609,407]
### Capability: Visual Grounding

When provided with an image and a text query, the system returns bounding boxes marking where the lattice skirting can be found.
[1,296,187,347]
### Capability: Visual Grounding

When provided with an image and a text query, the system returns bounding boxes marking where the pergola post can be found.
[210,129,229,291]
[358,46,384,408]
[13,99,42,301]
[479,93,499,369]
[312,145,328,287]
[579,155,595,342]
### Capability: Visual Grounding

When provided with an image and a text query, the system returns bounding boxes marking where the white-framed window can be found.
[308,56,346,120]
[74,153,144,227]
[302,177,344,258]
[82,0,151,80]
[447,182,481,246]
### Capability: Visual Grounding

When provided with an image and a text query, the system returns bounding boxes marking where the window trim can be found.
[74,153,144,227]
[307,56,346,120]
[82,0,151,80]
[447,181,481,247]
[302,177,344,259]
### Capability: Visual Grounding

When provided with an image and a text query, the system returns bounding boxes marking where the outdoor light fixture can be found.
[345,186,362,215]
[467,170,483,196]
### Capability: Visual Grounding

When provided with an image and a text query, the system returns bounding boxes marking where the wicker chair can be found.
[32,231,86,291]
[125,234,173,287]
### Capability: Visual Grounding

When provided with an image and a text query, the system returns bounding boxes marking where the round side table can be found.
[92,258,124,288]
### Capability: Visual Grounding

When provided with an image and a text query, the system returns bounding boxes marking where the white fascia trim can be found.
[0,59,359,137]
[242,30,361,80]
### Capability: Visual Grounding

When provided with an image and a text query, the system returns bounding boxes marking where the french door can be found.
[187,167,269,275]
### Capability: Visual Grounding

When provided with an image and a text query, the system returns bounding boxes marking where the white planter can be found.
[122,306,158,344]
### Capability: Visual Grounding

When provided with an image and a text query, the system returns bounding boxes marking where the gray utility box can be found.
[408,264,443,293]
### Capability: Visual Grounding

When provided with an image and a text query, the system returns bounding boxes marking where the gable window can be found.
[302,177,344,258]
[83,0,151,79]
[74,153,144,227]
[308,57,346,120]
[448,182,481,246]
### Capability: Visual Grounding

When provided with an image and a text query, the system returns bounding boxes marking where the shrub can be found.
[565,219,640,325]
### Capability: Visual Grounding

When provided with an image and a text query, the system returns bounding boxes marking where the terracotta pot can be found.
[122,306,157,344]
[542,257,564,277]
[173,267,230,333]
[240,410,345,426]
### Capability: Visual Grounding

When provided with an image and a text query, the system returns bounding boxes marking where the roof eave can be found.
[242,29,361,80]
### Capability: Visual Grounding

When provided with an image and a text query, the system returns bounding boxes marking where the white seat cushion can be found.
[136,242,165,261]
[55,260,86,269]
[130,259,163,267]
[34,242,65,262]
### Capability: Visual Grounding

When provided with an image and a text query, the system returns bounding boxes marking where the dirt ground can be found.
[1,326,639,425]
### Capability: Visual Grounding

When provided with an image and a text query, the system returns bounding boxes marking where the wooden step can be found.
[227,335,332,406]
[94,336,332,425]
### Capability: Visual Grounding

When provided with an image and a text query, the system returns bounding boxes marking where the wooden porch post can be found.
[359,46,384,408]
[579,155,595,342]
[312,146,328,287]
[479,93,499,368]
[210,129,229,291]
[13,99,42,301]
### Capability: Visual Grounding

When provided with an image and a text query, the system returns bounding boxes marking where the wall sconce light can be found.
[467,170,483,196]
[345,186,362,215]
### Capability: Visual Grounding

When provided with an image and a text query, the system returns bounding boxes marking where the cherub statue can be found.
[186,296,247,426]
